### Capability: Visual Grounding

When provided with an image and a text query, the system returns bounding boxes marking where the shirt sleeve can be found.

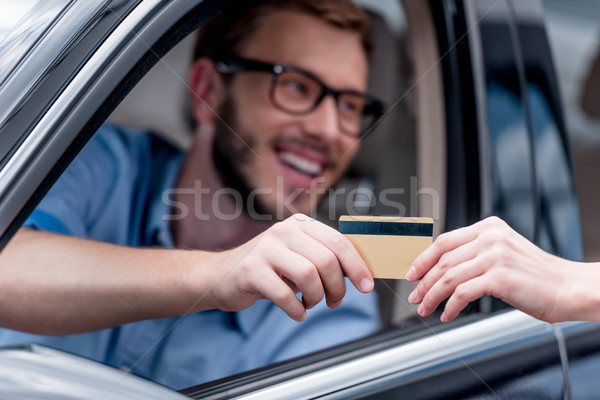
[23,125,122,238]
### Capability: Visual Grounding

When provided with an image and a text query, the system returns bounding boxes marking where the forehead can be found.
[238,10,369,91]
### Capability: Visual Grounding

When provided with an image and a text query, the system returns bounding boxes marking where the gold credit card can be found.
[339,215,434,279]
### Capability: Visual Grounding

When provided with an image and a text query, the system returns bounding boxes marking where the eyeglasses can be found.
[215,57,386,138]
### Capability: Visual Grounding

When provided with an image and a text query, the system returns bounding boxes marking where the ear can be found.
[189,58,225,124]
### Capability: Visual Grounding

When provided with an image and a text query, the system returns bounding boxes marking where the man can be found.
[0,0,383,389]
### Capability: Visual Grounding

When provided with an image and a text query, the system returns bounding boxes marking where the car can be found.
[0,0,599,398]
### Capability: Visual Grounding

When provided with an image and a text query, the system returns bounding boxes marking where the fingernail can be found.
[440,312,447,323]
[417,303,425,316]
[298,311,307,322]
[359,278,374,292]
[406,266,417,281]
[408,289,419,304]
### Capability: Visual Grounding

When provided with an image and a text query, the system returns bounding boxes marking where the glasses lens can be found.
[273,70,322,113]
[271,67,383,138]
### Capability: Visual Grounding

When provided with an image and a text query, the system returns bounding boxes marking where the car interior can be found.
[107,0,448,330]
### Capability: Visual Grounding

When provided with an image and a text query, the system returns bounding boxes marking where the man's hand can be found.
[205,214,374,322]
[405,216,581,323]
[0,218,372,334]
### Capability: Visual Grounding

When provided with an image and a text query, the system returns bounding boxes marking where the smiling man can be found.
[0,0,383,389]
[199,7,372,217]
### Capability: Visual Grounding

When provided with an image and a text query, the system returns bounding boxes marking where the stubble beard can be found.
[212,95,272,217]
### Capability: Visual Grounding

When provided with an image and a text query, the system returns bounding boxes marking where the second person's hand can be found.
[406,216,577,323]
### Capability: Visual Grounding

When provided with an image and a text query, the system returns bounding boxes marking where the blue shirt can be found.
[0,125,380,389]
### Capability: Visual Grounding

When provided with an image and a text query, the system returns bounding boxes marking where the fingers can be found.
[408,239,480,304]
[288,214,374,294]
[283,235,347,309]
[440,276,489,322]
[407,216,509,282]
[414,256,486,318]
[267,246,328,310]
[407,223,478,282]
[406,217,517,322]
[227,214,373,322]
[255,268,307,322]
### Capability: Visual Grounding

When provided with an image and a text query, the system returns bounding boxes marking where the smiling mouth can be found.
[278,151,324,176]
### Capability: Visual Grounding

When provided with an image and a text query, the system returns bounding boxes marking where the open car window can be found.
[0,0,456,391]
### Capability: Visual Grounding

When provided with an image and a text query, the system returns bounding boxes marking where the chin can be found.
[249,173,332,220]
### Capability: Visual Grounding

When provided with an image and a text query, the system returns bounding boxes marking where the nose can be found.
[302,95,342,142]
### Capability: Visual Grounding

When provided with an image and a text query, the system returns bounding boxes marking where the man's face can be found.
[213,10,368,218]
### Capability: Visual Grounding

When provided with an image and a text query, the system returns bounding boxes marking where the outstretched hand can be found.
[206,214,374,322]
[405,216,583,323]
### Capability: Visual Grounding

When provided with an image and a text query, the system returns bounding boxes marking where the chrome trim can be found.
[230,311,552,399]
[0,0,106,124]
[464,0,493,220]
[0,0,73,85]
[0,0,164,204]
[0,345,188,399]
[552,324,573,400]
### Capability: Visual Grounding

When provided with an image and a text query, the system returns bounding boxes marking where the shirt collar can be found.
[145,148,274,335]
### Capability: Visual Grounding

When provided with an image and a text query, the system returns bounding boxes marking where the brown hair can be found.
[193,0,372,62]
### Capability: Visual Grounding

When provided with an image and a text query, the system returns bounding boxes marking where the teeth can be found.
[279,151,322,175]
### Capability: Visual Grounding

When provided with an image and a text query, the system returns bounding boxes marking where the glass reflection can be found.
[487,79,536,241]
[528,82,582,260]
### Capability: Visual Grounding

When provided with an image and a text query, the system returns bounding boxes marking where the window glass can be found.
[527,81,582,259]
[506,0,582,260]
[476,0,582,261]
[477,0,537,240]
[542,0,600,261]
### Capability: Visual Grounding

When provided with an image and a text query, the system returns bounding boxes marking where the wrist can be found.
[176,249,223,313]
[561,260,600,322]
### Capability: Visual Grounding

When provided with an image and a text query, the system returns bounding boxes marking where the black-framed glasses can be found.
[215,57,386,138]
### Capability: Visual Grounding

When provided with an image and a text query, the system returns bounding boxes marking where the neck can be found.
[170,124,272,251]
